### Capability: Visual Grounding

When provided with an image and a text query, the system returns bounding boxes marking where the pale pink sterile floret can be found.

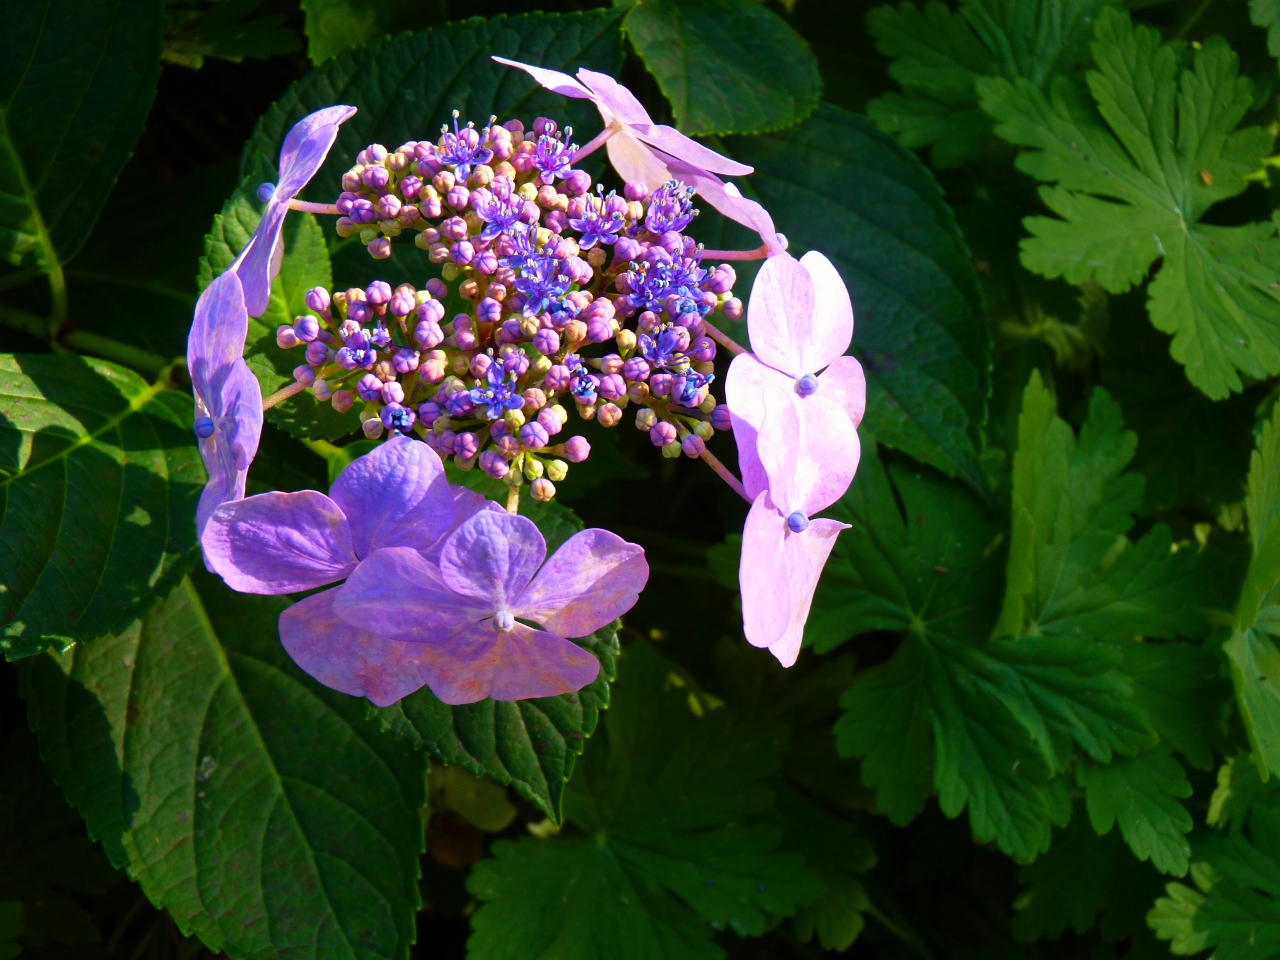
[330,511,648,705]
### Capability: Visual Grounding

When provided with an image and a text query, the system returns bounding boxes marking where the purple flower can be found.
[438,112,494,181]
[469,364,526,419]
[515,255,572,318]
[233,105,357,316]
[474,177,525,241]
[499,223,538,270]
[533,131,578,185]
[645,180,697,234]
[330,511,648,704]
[187,272,263,540]
[637,325,691,373]
[569,187,627,248]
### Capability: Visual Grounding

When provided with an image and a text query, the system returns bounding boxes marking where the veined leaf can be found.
[868,0,1118,167]
[1124,641,1234,771]
[0,355,203,659]
[164,0,302,69]
[978,9,1280,399]
[19,572,426,960]
[301,0,446,64]
[466,642,822,960]
[620,0,821,136]
[1,0,164,268]
[724,105,990,490]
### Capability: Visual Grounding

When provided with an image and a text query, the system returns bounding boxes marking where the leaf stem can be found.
[699,447,750,502]
[701,318,747,356]
[45,258,69,339]
[0,303,172,376]
[301,438,344,459]
[701,244,768,261]
[1173,0,1215,38]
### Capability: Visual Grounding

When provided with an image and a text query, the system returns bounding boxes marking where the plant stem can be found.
[506,484,520,514]
[1173,0,1215,38]
[262,380,307,409]
[701,244,768,261]
[701,318,747,356]
[287,199,340,215]
[301,438,344,460]
[699,447,750,502]
[571,122,619,165]
[0,303,172,376]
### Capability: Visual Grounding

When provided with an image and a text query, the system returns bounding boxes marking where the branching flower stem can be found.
[699,446,749,503]
[701,318,747,356]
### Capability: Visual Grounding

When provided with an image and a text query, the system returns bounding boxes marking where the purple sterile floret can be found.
[328,510,647,704]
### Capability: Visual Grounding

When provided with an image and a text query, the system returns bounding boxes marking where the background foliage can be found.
[3,0,1280,958]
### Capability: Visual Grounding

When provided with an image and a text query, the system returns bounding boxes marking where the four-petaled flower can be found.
[332,510,649,704]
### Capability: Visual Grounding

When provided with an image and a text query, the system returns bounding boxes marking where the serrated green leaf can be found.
[240,9,625,287]
[19,572,426,960]
[867,0,1119,168]
[620,0,820,136]
[466,642,823,960]
[1209,754,1280,833]
[996,371,1215,642]
[1252,0,1280,64]
[1125,641,1234,771]
[0,355,203,659]
[164,0,302,69]
[978,9,1280,400]
[1229,403,1280,780]
[723,105,989,489]
[199,159,362,441]
[301,0,445,64]
[1150,792,1280,959]
[1078,743,1193,876]
[0,0,164,268]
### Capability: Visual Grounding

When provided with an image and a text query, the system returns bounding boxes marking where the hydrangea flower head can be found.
[234,105,356,316]
[331,510,649,704]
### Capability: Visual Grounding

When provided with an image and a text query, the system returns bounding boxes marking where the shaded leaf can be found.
[164,0,302,69]
[301,0,446,64]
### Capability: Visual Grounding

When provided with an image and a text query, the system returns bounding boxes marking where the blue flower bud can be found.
[194,417,215,439]
[257,182,276,202]
[787,511,810,533]
[796,374,819,397]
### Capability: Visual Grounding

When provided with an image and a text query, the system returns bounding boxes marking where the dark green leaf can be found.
[1252,0,1280,65]
[867,0,1119,167]
[19,572,426,960]
[1124,641,1234,771]
[301,0,446,64]
[724,105,989,489]
[0,0,164,267]
[164,0,302,69]
[0,355,203,659]
[978,9,1280,399]
[0,902,19,960]
[621,0,820,136]
[466,642,822,960]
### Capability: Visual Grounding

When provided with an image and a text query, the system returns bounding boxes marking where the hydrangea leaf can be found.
[375,623,618,826]
[163,0,302,69]
[995,371,1216,643]
[1228,402,1280,781]
[1149,790,1280,958]
[1011,814,1163,943]
[240,9,624,286]
[1077,743,1193,876]
[620,0,821,136]
[724,105,989,490]
[867,0,1118,168]
[18,572,426,960]
[0,0,163,268]
[199,159,362,442]
[466,642,823,960]
[977,9,1280,400]
[300,0,445,64]
[0,355,203,660]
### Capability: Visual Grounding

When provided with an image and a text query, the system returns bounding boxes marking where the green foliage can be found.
[0,903,18,960]
[867,0,1118,167]
[163,0,302,68]
[0,0,164,269]
[467,642,824,960]
[979,8,1280,400]
[725,104,990,490]
[0,354,203,660]
[619,0,821,136]
[1253,0,1280,64]
[19,573,427,960]
[301,0,446,64]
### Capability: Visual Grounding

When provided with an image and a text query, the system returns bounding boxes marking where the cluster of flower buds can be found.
[275,115,745,504]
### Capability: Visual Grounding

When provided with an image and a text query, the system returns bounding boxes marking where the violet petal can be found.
[195,358,263,538]
[514,528,648,637]
[331,546,485,639]
[439,511,546,609]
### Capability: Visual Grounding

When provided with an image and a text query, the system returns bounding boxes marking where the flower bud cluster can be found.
[277,110,745,502]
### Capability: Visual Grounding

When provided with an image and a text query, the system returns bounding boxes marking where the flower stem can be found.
[701,244,769,262]
[506,484,521,514]
[45,260,69,339]
[570,122,619,165]
[301,438,343,459]
[287,199,341,215]
[262,380,308,409]
[699,447,750,503]
[701,318,747,356]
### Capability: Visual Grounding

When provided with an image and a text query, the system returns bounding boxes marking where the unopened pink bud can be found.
[682,435,706,458]
[722,297,744,320]
[368,237,392,259]
[565,436,590,462]
[649,422,678,447]
[597,403,622,428]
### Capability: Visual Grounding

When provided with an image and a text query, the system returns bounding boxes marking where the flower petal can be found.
[745,252,814,377]
[406,620,601,704]
[630,123,754,177]
[328,435,468,557]
[187,271,249,400]
[767,518,847,668]
[725,352,790,501]
[514,528,648,636]
[605,132,677,192]
[277,105,358,198]
[331,546,484,639]
[740,493,791,650]
[491,56,594,100]
[195,358,263,538]
[279,589,439,707]
[232,199,287,318]
[820,355,867,428]
[796,251,854,373]
[202,489,357,593]
[663,163,786,256]
[575,68,652,126]
[756,386,860,517]
[440,511,546,609]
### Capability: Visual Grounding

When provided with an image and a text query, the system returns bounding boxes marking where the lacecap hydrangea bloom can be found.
[194,64,866,702]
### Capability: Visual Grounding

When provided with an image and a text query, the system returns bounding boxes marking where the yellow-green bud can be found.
[359,227,378,244]
[636,407,658,431]
[615,329,637,354]
[441,263,462,281]
[661,440,682,459]
[694,421,714,439]
[524,457,544,480]
[531,356,552,378]
[504,408,526,429]
[546,459,568,482]
[517,182,538,201]
[699,395,717,414]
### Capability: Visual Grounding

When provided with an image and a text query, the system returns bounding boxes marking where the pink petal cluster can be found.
[727,252,867,667]
[492,58,784,255]
[202,436,647,706]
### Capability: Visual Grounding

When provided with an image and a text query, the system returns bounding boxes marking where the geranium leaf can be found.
[18,572,426,960]
[0,355,203,659]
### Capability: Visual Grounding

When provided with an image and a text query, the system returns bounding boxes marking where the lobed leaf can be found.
[19,572,426,960]
[0,354,203,659]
